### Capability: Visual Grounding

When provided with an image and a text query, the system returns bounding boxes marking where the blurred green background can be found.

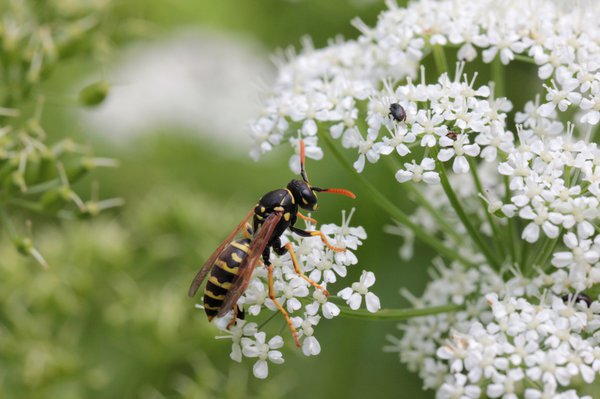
[0,0,448,398]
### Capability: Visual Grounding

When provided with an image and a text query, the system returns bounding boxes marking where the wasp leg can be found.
[226,305,239,330]
[267,263,300,348]
[289,226,345,252]
[297,212,317,225]
[271,237,329,295]
[283,242,329,296]
[243,223,253,239]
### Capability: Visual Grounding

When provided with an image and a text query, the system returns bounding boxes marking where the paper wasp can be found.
[188,140,355,346]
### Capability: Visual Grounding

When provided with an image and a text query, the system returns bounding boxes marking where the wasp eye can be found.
[299,187,318,210]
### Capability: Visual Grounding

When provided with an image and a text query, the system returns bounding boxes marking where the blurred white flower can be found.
[82,29,274,150]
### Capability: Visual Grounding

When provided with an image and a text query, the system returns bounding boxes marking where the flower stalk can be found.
[321,131,476,268]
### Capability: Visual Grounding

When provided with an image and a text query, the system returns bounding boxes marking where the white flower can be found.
[412,110,448,147]
[338,270,381,312]
[343,127,387,173]
[437,374,481,399]
[539,78,582,117]
[241,332,285,379]
[294,314,322,356]
[241,280,268,316]
[320,208,367,251]
[217,321,258,363]
[277,275,309,313]
[482,29,529,64]
[381,123,416,156]
[305,287,340,319]
[395,158,440,184]
[437,134,481,174]
[519,203,562,243]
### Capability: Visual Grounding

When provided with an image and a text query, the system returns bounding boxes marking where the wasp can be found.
[188,140,355,347]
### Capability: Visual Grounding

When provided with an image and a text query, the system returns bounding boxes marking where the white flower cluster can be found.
[208,209,379,379]
[441,293,599,399]
[387,258,600,399]
[249,0,600,169]
[247,0,600,394]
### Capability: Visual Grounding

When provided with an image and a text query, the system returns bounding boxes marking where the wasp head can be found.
[290,140,356,211]
[287,179,319,210]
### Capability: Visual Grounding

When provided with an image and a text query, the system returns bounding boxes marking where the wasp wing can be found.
[188,208,255,297]
[217,211,282,317]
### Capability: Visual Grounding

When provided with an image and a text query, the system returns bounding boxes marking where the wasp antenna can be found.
[313,187,356,199]
[300,139,309,183]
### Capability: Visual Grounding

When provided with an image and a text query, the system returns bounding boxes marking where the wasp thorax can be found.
[287,179,318,210]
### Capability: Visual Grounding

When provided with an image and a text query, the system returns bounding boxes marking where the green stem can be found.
[320,133,476,268]
[404,182,463,243]
[384,156,462,243]
[338,304,464,320]
[258,310,280,330]
[519,238,529,269]
[0,205,17,240]
[7,198,44,213]
[432,45,449,76]
[565,165,572,187]
[526,229,561,273]
[537,233,562,272]
[492,56,505,98]
[468,158,504,259]
[504,175,517,264]
[512,54,536,65]
[436,157,501,269]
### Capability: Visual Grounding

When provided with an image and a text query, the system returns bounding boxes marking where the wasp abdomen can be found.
[203,238,251,321]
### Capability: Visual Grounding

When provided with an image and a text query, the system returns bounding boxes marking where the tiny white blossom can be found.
[395,158,440,184]
[242,332,285,379]
[338,270,381,312]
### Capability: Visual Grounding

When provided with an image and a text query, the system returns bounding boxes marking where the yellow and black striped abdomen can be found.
[203,238,251,321]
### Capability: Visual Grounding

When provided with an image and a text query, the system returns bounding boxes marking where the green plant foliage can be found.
[0,0,123,266]
[0,186,288,398]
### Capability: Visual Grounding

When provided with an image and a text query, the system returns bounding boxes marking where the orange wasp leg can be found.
[226,306,239,330]
[284,242,329,296]
[267,264,300,348]
[297,212,317,225]
[309,230,345,252]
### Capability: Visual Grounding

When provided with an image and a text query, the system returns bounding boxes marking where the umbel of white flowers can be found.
[248,0,600,396]
[206,209,379,379]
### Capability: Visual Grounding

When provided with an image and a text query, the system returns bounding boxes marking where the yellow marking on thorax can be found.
[284,212,290,221]
[260,206,266,213]
[231,242,250,253]
[208,276,233,289]
[215,260,239,275]
[285,188,295,204]
[204,290,225,300]
[274,206,284,212]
